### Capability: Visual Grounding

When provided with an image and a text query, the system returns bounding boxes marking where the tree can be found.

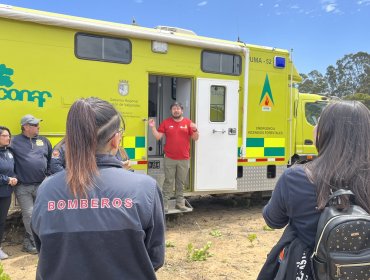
[326,65,337,95]
[357,64,370,94]
[343,93,370,109]
[298,52,370,98]
[298,73,314,93]
[298,70,328,94]
[333,52,370,96]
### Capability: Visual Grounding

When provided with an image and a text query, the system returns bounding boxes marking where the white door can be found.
[194,78,239,191]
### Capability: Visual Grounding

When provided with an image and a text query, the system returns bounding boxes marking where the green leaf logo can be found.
[0,64,14,87]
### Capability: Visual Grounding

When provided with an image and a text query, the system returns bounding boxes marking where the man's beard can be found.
[172,113,182,120]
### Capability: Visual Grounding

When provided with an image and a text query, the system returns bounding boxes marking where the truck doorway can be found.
[147,75,192,193]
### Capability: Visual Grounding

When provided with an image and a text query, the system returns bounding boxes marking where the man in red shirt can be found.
[149,102,199,212]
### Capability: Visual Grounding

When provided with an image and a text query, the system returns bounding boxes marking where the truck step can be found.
[166,199,193,215]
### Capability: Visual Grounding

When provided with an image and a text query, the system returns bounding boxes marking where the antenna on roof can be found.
[237,35,245,44]
[132,17,137,26]
[235,15,242,43]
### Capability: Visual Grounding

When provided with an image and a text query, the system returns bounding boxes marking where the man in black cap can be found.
[11,114,52,254]
[149,102,199,212]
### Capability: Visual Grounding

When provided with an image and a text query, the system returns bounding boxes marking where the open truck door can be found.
[194,78,239,191]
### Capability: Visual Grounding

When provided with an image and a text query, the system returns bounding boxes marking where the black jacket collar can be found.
[96,154,123,169]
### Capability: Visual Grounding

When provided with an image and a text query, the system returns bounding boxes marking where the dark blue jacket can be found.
[50,142,127,174]
[11,134,52,184]
[0,147,16,197]
[263,165,321,248]
[32,154,165,280]
[49,142,65,174]
[257,226,313,280]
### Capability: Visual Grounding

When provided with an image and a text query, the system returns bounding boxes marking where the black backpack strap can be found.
[329,189,354,199]
[326,189,355,207]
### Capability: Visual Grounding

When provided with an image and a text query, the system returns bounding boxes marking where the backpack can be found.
[311,189,370,280]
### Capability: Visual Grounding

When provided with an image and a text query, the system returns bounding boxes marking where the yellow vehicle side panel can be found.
[1,7,296,169]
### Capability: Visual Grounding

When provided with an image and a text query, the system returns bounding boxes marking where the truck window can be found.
[305,102,327,126]
[201,51,241,75]
[75,33,132,64]
[210,85,226,122]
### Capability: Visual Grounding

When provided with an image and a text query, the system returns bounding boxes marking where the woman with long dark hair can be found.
[259,100,370,278]
[306,101,370,212]
[0,126,18,260]
[32,98,165,280]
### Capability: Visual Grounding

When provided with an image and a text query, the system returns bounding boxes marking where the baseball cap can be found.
[20,114,42,126]
[170,101,183,110]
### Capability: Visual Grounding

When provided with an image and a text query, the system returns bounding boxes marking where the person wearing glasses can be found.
[32,98,165,280]
[0,126,18,260]
[10,114,52,254]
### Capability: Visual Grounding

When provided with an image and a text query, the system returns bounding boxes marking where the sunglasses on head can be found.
[106,126,125,143]
[28,123,39,127]
[117,127,125,135]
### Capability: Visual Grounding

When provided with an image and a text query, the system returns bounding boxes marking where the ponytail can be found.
[65,98,123,197]
[65,99,98,197]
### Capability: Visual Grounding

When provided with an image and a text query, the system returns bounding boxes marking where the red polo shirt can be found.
[158,117,194,160]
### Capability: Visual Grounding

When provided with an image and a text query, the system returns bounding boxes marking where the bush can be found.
[343,93,370,109]
[187,242,213,261]
[209,229,222,237]
[262,225,274,231]
[247,233,257,247]
[165,241,175,248]
[0,263,11,280]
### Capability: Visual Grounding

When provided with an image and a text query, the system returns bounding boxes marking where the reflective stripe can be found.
[238,157,285,163]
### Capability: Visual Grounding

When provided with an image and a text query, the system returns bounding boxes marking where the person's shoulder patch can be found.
[52,149,60,159]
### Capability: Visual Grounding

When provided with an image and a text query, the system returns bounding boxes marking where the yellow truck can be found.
[0,5,327,212]
[293,92,328,164]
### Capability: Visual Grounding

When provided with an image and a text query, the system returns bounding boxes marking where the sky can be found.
[1,0,369,74]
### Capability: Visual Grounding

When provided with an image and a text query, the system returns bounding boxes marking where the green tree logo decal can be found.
[259,74,274,107]
[0,64,14,87]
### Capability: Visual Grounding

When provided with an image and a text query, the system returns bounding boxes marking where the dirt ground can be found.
[1,195,284,280]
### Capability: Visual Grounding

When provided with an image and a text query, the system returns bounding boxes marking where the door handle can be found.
[228,128,236,135]
[304,139,313,145]
[212,129,226,134]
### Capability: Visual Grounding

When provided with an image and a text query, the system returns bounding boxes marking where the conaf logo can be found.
[259,74,274,112]
[0,64,52,107]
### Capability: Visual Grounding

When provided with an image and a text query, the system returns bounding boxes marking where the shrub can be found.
[165,241,175,248]
[0,263,11,280]
[262,225,274,231]
[209,229,222,237]
[247,233,257,247]
[187,242,212,261]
